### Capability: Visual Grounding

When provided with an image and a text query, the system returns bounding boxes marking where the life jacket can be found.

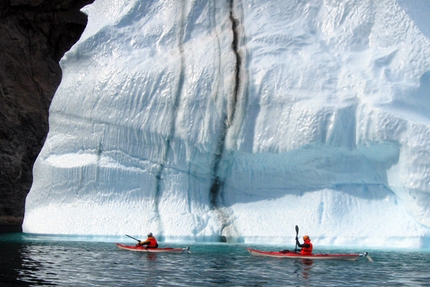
[300,239,313,255]
[145,236,158,248]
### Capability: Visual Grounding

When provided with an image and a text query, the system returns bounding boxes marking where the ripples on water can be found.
[1,233,429,286]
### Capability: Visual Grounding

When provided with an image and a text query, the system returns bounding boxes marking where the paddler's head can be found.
[147,232,153,237]
[303,235,310,241]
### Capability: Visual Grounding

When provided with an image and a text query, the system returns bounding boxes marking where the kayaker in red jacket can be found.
[295,235,313,255]
[137,233,159,248]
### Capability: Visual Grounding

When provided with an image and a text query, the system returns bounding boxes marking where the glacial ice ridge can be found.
[22,0,430,248]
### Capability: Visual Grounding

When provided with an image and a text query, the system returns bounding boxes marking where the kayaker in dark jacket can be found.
[137,233,158,248]
[296,235,313,255]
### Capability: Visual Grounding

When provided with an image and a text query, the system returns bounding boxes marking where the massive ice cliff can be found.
[23,0,430,248]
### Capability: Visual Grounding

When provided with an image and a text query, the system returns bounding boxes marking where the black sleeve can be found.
[296,239,310,248]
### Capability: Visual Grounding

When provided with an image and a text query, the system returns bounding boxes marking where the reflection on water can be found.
[145,253,157,261]
[295,259,313,280]
[1,232,430,286]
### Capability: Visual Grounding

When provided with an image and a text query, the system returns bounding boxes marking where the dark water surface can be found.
[1,229,429,286]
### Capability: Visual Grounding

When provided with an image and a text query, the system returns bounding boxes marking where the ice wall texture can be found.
[23,0,430,248]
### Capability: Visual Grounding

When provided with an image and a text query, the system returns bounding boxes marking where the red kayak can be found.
[116,243,190,253]
[247,248,372,261]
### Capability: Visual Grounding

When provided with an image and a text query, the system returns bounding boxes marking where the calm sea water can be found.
[1,229,429,286]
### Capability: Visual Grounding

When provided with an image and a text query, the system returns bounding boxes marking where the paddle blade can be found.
[294,225,299,252]
[361,252,373,262]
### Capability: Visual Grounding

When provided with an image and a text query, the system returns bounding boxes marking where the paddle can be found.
[294,225,299,253]
[126,234,141,242]
[361,252,374,262]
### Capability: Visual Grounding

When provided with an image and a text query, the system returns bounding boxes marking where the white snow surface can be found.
[22,0,430,249]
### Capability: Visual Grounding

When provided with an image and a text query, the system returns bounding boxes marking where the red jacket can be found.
[140,236,158,248]
[300,239,313,255]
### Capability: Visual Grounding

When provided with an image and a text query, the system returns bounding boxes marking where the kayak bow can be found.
[116,243,190,253]
[247,248,372,261]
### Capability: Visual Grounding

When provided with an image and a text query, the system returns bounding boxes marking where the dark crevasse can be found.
[209,0,245,242]
[150,0,245,242]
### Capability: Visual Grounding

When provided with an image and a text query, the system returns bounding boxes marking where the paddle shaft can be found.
[294,225,299,252]
[126,234,141,242]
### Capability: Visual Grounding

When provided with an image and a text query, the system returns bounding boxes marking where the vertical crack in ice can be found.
[230,1,241,110]
[153,3,187,238]
[209,0,243,242]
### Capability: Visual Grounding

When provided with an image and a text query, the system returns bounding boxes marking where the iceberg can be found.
[23,0,430,248]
